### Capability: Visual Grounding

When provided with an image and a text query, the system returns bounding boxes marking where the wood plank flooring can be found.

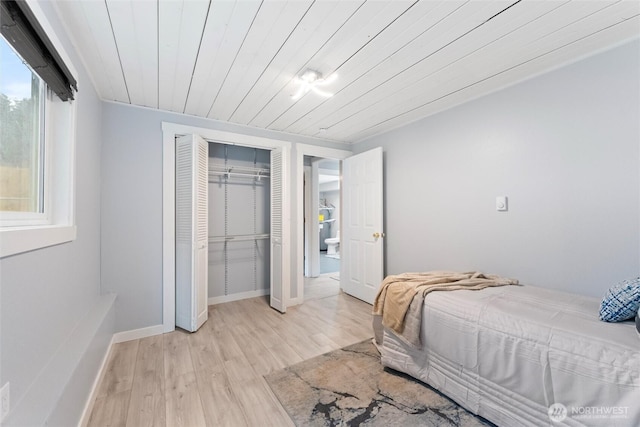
[87,280,372,426]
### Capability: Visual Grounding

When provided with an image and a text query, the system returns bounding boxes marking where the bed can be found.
[374,284,640,426]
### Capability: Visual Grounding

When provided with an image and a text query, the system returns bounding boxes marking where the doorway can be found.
[304,157,342,277]
[299,147,385,305]
[294,144,351,305]
[303,156,341,300]
[318,159,341,275]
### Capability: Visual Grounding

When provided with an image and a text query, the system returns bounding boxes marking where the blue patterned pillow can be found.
[599,277,640,322]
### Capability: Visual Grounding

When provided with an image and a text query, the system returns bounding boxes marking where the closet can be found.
[207,143,271,303]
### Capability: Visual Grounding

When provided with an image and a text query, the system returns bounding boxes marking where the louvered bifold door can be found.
[270,147,290,312]
[175,134,209,332]
[194,136,208,330]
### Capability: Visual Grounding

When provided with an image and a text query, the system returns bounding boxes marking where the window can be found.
[0,0,78,258]
[0,35,47,223]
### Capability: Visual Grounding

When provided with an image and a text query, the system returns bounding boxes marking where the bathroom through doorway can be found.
[303,156,341,285]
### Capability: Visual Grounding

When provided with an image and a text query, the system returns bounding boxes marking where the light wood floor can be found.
[87,279,372,426]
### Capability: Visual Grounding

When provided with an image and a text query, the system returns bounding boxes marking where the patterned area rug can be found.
[264,339,493,426]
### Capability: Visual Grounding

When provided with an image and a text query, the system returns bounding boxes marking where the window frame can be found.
[0,0,77,258]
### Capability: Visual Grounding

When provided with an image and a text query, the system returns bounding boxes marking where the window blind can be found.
[0,0,77,101]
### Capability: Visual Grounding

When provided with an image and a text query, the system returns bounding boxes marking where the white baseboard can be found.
[112,324,165,344]
[208,289,268,305]
[78,335,115,427]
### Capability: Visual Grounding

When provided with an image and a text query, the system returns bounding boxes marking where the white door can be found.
[270,147,290,312]
[175,134,208,332]
[341,147,384,304]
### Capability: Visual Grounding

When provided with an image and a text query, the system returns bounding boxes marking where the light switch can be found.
[496,196,508,212]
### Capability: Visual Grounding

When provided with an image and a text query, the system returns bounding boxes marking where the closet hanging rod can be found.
[208,164,270,180]
[209,233,270,243]
[209,166,270,174]
[208,171,271,180]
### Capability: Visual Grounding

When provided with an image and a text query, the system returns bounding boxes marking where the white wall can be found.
[0,1,113,425]
[101,102,346,332]
[355,39,640,298]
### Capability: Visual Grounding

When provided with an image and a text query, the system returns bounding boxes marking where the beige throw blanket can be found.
[373,271,519,348]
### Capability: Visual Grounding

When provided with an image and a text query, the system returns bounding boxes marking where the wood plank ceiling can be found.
[54,0,640,143]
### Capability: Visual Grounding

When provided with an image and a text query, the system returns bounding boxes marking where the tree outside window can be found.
[0,34,45,213]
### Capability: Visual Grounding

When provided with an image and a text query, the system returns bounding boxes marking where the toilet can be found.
[324,230,340,255]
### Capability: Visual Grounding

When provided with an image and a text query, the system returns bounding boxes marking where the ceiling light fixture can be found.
[291,69,336,100]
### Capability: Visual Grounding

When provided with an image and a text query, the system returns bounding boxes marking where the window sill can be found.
[0,224,76,258]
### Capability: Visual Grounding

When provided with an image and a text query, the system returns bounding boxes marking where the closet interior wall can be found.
[208,143,271,301]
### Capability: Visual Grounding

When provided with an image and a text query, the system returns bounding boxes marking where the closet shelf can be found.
[208,164,270,180]
[209,233,270,243]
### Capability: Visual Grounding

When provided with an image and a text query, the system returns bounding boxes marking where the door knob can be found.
[373,232,384,239]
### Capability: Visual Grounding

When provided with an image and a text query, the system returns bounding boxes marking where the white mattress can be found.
[379,285,640,427]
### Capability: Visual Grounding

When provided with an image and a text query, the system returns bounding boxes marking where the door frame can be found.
[162,122,291,333]
[306,160,321,278]
[293,144,351,305]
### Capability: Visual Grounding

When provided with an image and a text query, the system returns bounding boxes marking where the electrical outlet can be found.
[1,382,9,421]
